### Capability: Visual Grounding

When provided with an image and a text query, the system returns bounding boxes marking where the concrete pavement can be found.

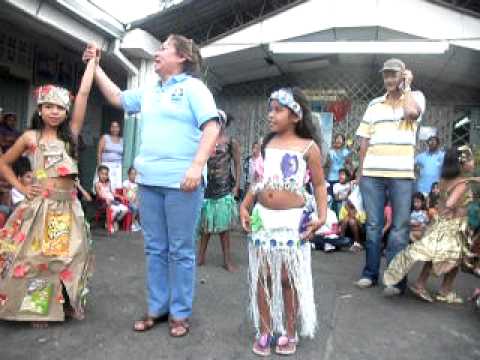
[1,228,479,360]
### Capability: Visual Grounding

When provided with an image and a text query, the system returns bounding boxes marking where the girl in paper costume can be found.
[384,145,478,304]
[240,87,327,356]
[0,51,96,326]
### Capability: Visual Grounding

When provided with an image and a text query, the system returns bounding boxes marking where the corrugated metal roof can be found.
[132,0,305,44]
[429,0,480,18]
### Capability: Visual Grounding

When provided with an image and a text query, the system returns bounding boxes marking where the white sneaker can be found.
[131,222,141,232]
[383,286,402,297]
[355,278,373,288]
[349,242,364,252]
[323,243,336,253]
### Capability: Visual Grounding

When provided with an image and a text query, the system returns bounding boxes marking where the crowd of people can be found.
[0,35,479,358]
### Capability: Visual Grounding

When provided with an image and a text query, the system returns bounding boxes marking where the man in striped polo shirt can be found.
[354,59,426,296]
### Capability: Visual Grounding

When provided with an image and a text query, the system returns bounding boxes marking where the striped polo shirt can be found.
[356,91,426,178]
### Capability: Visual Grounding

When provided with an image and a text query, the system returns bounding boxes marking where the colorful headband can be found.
[34,85,72,112]
[269,88,303,120]
[458,144,473,163]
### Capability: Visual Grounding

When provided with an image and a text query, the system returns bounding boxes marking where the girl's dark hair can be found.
[109,120,122,135]
[30,108,78,160]
[127,166,136,174]
[339,168,350,180]
[13,156,32,177]
[412,192,427,211]
[168,34,202,77]
[428,182,440,208]
[97,164,109,173]
[334,133,345,144]
[261,87,321,157]
[441,147,462,180]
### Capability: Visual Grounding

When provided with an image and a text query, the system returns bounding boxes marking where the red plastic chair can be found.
[94,198,114,234]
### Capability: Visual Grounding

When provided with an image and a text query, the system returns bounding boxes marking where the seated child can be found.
[427,182,440,220]
[95,165,128,233]
[11,156,33,207]
[338,199,366,252]
[410,192,429,242]
[313,207,352,252]
[332,168,351,215]
[122,167,141,231]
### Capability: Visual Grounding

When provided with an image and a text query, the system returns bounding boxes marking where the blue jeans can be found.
[139,184,204,319]
[360,176,413,290]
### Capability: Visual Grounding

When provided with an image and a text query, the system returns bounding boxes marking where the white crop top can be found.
[253,141,314,197]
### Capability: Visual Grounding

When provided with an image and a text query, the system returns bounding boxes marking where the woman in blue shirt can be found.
[83,35,220,337]
[326,134,351,195]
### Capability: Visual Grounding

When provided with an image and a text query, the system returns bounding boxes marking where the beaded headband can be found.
[269,88,303,120]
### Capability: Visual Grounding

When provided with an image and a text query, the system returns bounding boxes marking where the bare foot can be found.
[31,321,48,329]
[197,257,206,266]
[223,263,239,273]
[65,307,85,320]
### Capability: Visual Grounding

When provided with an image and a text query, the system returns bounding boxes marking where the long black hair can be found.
[412,192,427,211]
[441,147,462,180]
[261,87,321,157]
[30,108,78,160]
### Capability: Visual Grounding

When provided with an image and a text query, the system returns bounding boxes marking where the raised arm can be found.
[70,57,96,137]
[83,46,122,109]
[94,65,123,109]
[402,70,424,121]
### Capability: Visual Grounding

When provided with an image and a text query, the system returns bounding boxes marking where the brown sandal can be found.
[133,313,168,332]
[169,318,190,337]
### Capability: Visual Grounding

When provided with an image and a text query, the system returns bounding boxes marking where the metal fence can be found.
[216,65,480,163]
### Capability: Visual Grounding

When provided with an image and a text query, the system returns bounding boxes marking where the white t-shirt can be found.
[11,188,24,205]
[122,179,138,203]
[333,182,351,201]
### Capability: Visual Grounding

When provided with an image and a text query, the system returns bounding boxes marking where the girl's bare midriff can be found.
[257,189,305,210]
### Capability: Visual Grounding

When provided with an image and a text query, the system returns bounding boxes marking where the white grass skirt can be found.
[248,203,317,338]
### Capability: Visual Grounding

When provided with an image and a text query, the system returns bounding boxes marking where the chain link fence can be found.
[216,65,480,165]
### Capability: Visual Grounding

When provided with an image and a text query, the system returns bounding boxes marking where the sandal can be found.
[408,285,434,303]
[169,318,190,337]
[252,333,271,357]
[435,292,464,304]
[31,321,49,329]
[275,335,297,356]
[133,313,169,332]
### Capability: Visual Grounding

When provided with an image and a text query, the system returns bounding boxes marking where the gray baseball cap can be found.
[380,58,405,73]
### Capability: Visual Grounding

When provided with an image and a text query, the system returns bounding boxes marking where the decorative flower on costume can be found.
[13,264,29,278]
[13,232,25,244]
[250,208,264,232]
[60,268,73,282]
[35,169,48,181]
[57,166,70,177]
[280,153,299,180]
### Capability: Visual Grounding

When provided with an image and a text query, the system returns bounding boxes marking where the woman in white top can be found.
[97,120,123,191]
